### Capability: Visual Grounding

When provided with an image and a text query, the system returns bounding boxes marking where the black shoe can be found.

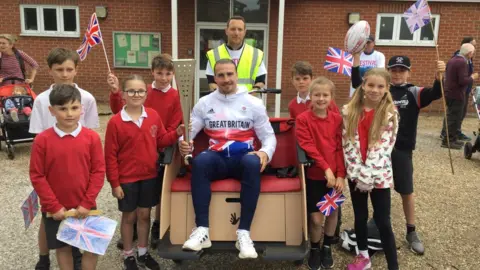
[150,221,160,249]
[72,247,82,270]
[320,246,334,269]
[34,257,50,270]
[458,132,472,142]
[441,140,464,149]
[123,256,139,270]
[117,224,139,250]
[137,252,160,270]
[307,248,321,270]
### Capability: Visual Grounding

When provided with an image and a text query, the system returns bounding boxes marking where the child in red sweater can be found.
[107,54,182,248]
[288,61,339,119]
[30,84,105,270]
[295,77,346,270]
[105,74,183,270]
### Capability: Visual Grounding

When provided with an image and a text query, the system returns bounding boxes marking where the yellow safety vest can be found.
[206,43,264,91]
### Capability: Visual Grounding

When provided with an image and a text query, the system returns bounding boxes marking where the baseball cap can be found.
[387,56,411,70]
[367,35,375,42]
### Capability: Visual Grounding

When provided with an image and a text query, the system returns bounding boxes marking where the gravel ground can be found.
[1,110,479,270]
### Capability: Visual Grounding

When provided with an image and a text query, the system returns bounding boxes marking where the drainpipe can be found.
[275,0,285,117]
[171,0,178,88]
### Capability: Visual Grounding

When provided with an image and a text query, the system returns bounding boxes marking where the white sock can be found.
[237,229,249,234]
[359,250,369,259]
[123,249,134,259]
[138,246,147,256]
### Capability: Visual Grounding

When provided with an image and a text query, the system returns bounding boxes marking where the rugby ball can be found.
[344,20,371,54]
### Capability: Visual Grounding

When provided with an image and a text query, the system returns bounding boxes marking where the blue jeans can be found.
[191,150,261,230]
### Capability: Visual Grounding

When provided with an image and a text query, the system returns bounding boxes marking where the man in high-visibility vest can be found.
[205,16,267,92]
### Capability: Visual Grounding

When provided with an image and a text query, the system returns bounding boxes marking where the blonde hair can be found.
[0,34,18,45]
[309,76,335,97]
[345,68,397,146]
[12,86,27,95]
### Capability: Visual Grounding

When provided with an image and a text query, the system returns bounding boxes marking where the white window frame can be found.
[375,13,440,47]
[20,5,80,38]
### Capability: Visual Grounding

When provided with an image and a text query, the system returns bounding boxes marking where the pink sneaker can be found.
[347,254,371,270]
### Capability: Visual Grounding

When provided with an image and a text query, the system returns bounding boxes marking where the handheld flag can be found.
[57,216,117,255]
[76,13,103,61]
[316,188,346,216]
[20,189,39,229]
[324,47,353,77]
[403,0,432,34]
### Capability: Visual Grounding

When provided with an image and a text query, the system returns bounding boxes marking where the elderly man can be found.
[179,59,276,259]
[442,43,478,149]
[205,16,267,92]
[441,37,477,141]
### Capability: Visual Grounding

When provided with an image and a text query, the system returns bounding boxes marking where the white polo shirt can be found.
[53,122,82,138]
[29,84,99,134]
[120,106,148,128]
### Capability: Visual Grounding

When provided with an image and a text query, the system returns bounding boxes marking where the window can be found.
[197,0,231,22]
[20,5,80,37]
[375,13,440,47]
[197,0,268,24]
[234,0,269,24]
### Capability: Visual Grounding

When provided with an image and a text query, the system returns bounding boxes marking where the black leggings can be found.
[349,181,399,270]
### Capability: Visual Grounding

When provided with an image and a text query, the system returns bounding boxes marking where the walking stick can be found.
[430,20,455,175]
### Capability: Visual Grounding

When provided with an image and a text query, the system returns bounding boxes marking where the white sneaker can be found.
[182,227,212,251]
[235,230,258,259]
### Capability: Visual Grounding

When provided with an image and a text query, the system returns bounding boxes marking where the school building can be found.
[2,0,480,114]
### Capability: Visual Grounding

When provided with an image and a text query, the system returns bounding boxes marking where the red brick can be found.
[2,0,478,114]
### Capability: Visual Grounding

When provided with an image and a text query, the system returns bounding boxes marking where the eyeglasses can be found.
[123,90,147,97]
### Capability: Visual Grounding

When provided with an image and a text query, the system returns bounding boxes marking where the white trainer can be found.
[182,227,212,251]
[235,230,258,259]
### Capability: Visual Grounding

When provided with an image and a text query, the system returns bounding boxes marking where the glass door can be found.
[195,25,268,102]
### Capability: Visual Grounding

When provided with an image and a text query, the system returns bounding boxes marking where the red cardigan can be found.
[29,128,105,213]
[295,110,346,180]
[110,85,183,132]
[104,108,179,188]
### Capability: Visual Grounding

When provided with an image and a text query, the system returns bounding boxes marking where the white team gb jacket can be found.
[190,88,277,161]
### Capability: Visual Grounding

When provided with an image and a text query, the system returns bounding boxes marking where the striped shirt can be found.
[0,50,39,86]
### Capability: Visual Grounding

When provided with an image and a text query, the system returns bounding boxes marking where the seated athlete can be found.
[179,58,277,259]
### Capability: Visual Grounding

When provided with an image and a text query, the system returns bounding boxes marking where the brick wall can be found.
[269,0,480,114]
[3,0,480,113]
[1,0,174,103]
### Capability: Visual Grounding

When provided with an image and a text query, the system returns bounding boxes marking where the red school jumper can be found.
[110,85,183,132]
[29,127,105,213]
[295,110,346,180]
[288,97,340,119]
[104,108,180,188]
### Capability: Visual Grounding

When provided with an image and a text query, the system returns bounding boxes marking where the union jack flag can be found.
[324,47,353,77]
[403,0,432,34]
[57,216,117,255]
[316,188,346,216]
[76,13,103,61]
[20,189,39,229]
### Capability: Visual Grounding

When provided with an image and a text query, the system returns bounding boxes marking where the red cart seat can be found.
[171,118,301,193]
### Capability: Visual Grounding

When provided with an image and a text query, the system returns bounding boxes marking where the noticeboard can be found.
[113,32,161,69]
